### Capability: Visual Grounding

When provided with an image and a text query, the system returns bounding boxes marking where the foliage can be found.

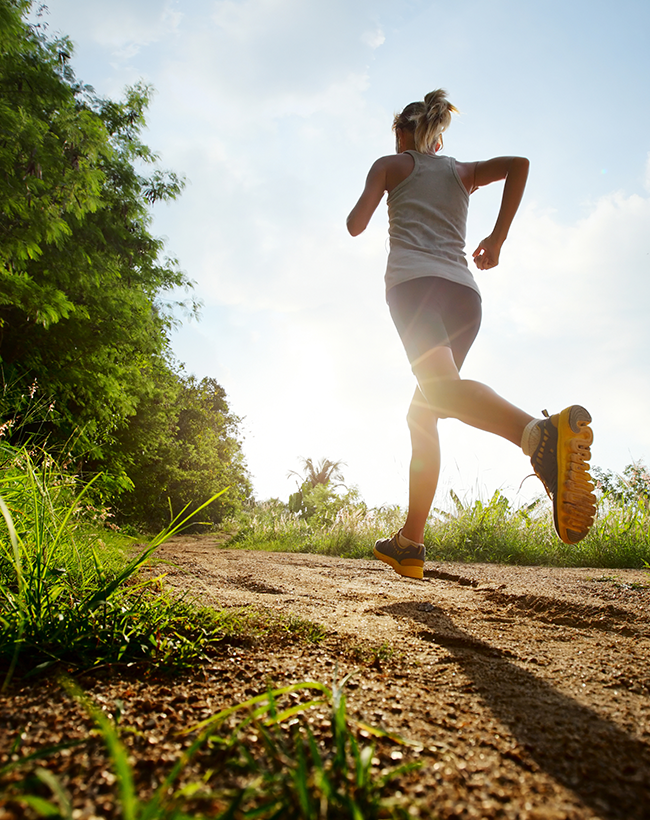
[288,457,346,490]
[287,457,359,527]
[1,677,420,819]
[235,461,650,568]
[0,441,243,683]
[291,483,363,528]
[0,0,194,463]
[0,3,251,526]
[0,376,63,453]
[109,372,252,530]
[593,461,650,507]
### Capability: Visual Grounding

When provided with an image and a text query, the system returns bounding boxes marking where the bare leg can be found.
[401,388,441,544]
[413,346,533,445]
[400,346,534,544]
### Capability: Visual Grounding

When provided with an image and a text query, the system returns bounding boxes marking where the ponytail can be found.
[393,89,458,154]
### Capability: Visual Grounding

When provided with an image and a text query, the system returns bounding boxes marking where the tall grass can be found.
[426,489,650,568]
[231,499,404,558]
[234,488,650,569]
[0,442,241,685]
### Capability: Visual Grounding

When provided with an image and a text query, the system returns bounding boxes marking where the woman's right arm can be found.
[469,156,530,270]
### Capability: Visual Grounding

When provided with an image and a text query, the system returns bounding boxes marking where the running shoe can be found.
[530,405,596,544]
[374,530,425,579]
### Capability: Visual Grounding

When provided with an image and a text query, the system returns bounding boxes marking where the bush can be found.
[234,469,650,569]
[110,373,252,530]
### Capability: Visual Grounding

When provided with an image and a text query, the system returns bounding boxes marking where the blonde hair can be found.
[393,89,459,154]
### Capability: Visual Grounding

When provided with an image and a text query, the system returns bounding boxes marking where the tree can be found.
[287,457,351,521]
[0,0,193,460]
[592,461,650,508]
[288,457,346,490]
[0,1,251,526]
[112,371,252,530]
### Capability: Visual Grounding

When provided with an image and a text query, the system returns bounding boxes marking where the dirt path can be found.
[3,538,650,819]
[153,537,650,819]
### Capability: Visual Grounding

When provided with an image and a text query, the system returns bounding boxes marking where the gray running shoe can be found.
[374,531,425,579]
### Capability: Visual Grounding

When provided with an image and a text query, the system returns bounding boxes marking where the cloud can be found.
[197,0,388,99]
[361,27,386,49]
[491,188,650,342]
[45,0,182,54]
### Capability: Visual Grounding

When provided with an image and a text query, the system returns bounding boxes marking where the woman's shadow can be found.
[381,600,650,820]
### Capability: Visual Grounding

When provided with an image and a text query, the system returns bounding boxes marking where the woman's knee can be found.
[415,373,462,419]
[407,402,439,445]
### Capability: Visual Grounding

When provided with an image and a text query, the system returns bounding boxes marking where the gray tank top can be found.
[385,151,480,298]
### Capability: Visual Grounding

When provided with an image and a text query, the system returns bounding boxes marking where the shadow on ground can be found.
[381,601,650,820]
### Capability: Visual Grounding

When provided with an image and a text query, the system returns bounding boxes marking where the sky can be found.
[37,0,650,511]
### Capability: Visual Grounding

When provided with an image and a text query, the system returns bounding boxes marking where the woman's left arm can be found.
[346,158,389,236]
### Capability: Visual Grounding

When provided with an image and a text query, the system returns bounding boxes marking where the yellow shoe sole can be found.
[373,546,424,579]
[556,405,596,544]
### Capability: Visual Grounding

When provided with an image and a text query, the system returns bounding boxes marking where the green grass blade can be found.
[83,490,230,612]
[354,720,424,750]
[262,698,328,726]
[0,739,86,778]
[179,682,331,736]
[17,795,61,817]
[148,682,331,819]
[148,488,229,548]
[81,543,159,610]
[34,767,73,819]
[0,494,26,692]
[0,494,24,597]
[355,743,375,789]
[60,679,138,820]
[293,731,313,814]
[47,472,102,555]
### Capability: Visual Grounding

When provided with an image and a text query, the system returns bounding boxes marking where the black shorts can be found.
[387,277,482,371]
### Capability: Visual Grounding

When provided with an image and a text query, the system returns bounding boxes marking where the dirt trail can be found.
[3,538,650,820]
[152,537,650,819]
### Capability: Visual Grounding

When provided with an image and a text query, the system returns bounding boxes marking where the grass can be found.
[231,500,404,558]
[1,675,421,819]
[426,489,650,568]
[0,443,326,686]
[232,487,650,569]
[3,441,420,817]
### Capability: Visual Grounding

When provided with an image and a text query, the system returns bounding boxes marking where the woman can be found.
[347,89,595,580]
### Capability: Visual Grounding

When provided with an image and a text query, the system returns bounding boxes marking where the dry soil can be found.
[2,536,650,819]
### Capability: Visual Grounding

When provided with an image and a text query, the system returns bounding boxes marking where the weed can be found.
[0,443,231,684]
[1,676,421,819]
[235,484,650,569]
[349,642,396,666]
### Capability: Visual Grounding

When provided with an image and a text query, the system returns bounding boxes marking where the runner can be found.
[347,89,596,580]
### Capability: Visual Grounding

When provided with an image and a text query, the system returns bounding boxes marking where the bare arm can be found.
[470,156,529,270]
[346,158,388,236]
